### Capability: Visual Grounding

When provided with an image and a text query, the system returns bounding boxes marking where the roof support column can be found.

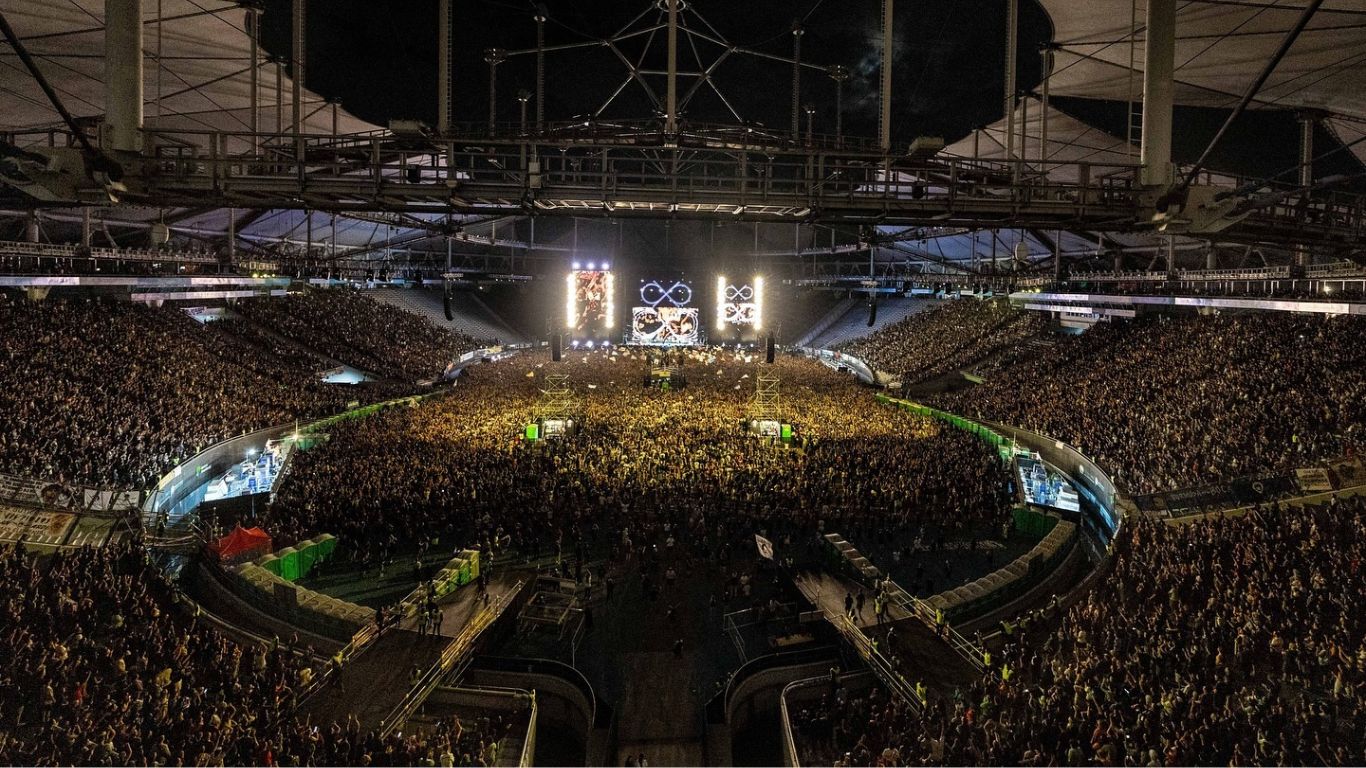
[438,0,452,133]
[102,0,143,153]
[248,3,260,155]
[486,49,506,135]
[535,6,547,133]
[1139,0,1175,187]
[1003,0,1017,163]
[879,0,893,153]
[828,66,849,148]
[666,0,678,135]
[1039,44,1056,166]
[1296,111,1318,266]
[292,0,306,161]
[791,21,803,141]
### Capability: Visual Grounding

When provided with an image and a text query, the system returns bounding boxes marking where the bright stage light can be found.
[566,272,576,329]
[716,275,726,330]
[587,261,596,270]
[604,272,615,329]
[572,339,580,348]
[572,261,581,270]
[754,275,764,331]
[586,340,595,349]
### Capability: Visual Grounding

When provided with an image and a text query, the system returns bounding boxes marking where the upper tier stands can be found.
[840,298,1047,383]
[235,290,488,383]
[368,287,526,346]
[804,296,933,350]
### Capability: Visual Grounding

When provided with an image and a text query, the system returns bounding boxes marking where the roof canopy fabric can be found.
[941,95,1139,182]
[0,0,376,137]
[1042,0,1366,119]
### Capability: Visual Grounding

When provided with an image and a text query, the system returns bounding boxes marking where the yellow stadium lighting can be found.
[754,275,764,331]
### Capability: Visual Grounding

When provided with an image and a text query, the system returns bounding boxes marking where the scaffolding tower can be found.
[535,373,578,421]
[748,374,781,424]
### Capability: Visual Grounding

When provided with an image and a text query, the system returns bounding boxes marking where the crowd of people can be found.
[263,350,1015,586]
[841,299,1045,384]
[234,290,486,383]
[795,497,1366,766]
[0,539,526,766]
[934,312,1366,495]
[0,296,356,490]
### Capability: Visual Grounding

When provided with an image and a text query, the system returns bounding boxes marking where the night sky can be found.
[260,0,1050,143]
[259,0,1363,182]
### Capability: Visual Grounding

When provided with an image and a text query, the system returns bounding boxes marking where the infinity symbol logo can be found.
[725,285,754,302]
[640,280,693,307]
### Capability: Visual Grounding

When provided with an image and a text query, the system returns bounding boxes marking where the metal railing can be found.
[379,579,525,737]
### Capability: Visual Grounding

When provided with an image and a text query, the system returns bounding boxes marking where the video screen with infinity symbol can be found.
[715,275,764,332]
[631,278,699,345]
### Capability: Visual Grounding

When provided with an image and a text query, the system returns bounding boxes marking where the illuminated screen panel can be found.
[631,307,700,345]
[630,278,698,344]
[716,275,764,331]
[566,270,614,335]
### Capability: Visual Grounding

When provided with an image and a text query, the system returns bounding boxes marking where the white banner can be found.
[0,505,75,545]
[755,534,774,560]
[1296,468,1334,493]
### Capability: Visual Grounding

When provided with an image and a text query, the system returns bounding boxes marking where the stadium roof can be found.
[0,0,375,137]
[0,0,1362,270]
[1042,0,1366,120]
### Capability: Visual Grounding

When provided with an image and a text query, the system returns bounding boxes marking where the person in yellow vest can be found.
[982,648,992,669]
[1001,663,1013,682]
[915,681,927,702]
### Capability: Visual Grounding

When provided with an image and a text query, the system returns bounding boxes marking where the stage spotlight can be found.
[573,261,581,270]
[587,340,595,349]
[572,340,580,348]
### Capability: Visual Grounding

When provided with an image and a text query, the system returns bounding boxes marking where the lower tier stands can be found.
[935,312,1366,495]
[0,294,354,490]
[0,539,526,766]
[792,498,1366,766]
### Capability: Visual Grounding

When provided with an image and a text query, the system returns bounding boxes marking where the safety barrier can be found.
[380,579,526,737]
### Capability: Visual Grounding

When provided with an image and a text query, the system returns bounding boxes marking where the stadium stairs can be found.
[807,296,930,349]
[367,287,525,345]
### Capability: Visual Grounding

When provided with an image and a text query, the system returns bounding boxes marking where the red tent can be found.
[209,525,273,564]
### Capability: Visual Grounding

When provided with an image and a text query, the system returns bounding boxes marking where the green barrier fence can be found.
[877,394,1015,461]
[1011,506,1058,538]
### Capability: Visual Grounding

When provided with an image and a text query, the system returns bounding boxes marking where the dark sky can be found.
[260,0,1363,182]
[260,0,1050,144]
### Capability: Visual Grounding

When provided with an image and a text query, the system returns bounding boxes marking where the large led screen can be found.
[631,278,698,345]
[631,306,700,344]
[716,275,763,331]
[566,269,614,334]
